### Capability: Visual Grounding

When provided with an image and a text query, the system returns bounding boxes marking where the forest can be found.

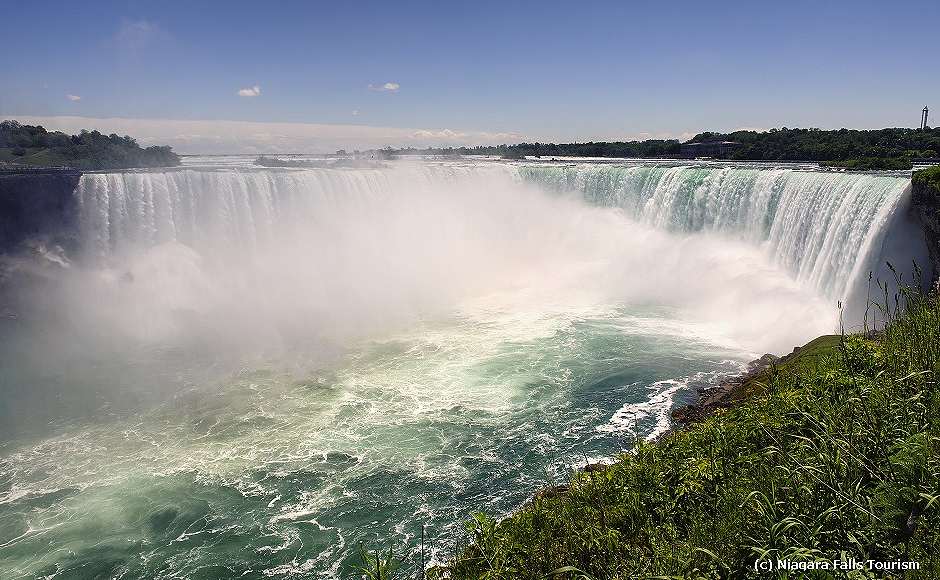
[0,121,180,170]
[386,127,940,166]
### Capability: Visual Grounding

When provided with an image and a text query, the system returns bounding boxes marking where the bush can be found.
[913,166,940,192]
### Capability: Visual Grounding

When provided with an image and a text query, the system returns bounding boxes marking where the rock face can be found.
[0,168,81,320]
[670,353,779,426]
[0,168,81,256]
[911,177,940,289]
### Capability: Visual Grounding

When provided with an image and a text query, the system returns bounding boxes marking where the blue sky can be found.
[2,0,938,152]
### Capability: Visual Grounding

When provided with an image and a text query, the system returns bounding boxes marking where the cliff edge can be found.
[911,166,940,288]
[0,168,81,255]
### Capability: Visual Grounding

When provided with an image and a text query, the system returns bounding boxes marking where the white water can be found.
[517,163,913,302]
[77,161,913,305]
[0,159,920,579]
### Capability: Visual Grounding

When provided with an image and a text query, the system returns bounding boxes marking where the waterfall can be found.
[75,164,514,260]
[517,163,915,302]
[75,162,917,308]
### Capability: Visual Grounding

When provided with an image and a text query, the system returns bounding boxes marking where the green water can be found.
[0,297,747,578]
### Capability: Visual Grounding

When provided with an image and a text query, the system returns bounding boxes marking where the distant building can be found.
[679,141,742,159]
[922,105,930,130]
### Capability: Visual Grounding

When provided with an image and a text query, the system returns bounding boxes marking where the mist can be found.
[68,164,837,353]
[0,163,840,439]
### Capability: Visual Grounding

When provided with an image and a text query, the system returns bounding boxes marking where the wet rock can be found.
[533,485,569,501]
[671,353,779,426]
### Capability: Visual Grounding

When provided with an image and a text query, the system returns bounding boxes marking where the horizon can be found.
[5,115,935,157]
[2,0,938,153]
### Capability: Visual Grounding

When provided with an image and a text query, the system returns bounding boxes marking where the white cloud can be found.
[352,110,360,116]
[66,94,81,102]
[368,82,400,92]
[8,115,527,154]
[412,129,467,140]
[237,85,261,97]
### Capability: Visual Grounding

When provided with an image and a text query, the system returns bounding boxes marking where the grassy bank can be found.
[423,286,940,579]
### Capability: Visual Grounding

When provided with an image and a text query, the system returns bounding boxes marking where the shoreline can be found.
[540,335,843,496]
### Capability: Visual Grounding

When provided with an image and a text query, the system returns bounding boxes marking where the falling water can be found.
[76,162,913,304]
[517,163,912,301]
[0,160,921,579]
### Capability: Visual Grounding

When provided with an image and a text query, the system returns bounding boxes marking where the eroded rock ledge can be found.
[911,170,940,288]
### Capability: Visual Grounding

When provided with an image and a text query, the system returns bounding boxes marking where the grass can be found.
[0,147,72,167]
[723,335,843,406]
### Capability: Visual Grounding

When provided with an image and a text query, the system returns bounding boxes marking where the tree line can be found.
[0,120,180,170]
[382,139,682,159]
[382,126,940,164]
[690,126,939,161]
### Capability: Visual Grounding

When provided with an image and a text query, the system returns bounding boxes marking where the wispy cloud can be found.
[368,82,400,93]
[237,85,262,97]
[351,110,360,116]
[66,94,81,102]
[116,19,160,54]
[9,115,527,154]
[412,129,467,140]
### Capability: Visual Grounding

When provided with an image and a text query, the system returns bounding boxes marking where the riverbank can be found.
[669,335,841,428]
[441,287,940,579]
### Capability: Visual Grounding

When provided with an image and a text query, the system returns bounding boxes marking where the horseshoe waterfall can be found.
[0,160,928,578]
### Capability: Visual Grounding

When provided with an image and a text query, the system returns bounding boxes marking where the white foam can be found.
[598,366,745,440]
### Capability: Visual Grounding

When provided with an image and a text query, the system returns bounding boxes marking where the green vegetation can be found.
[387,140,682,159]
[913,166,940,192]
[689,127,939,162]
[353,546,402,580]
[385,127,940,166]
[356,282,940,578]
[500,149,527,160]
[727,335,844,405]
[0,120,179,170]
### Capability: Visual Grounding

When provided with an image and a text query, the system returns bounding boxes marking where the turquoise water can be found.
[0,300,745,578]
[2,160,906,578]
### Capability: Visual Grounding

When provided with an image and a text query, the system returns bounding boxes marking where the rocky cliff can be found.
[0,168,81,255]
[911,167,940,289]
[0,168,81,318]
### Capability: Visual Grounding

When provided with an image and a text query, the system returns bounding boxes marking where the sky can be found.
[1,0,938,153]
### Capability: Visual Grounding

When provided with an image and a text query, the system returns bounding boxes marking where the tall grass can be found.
[356,281,940,579]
